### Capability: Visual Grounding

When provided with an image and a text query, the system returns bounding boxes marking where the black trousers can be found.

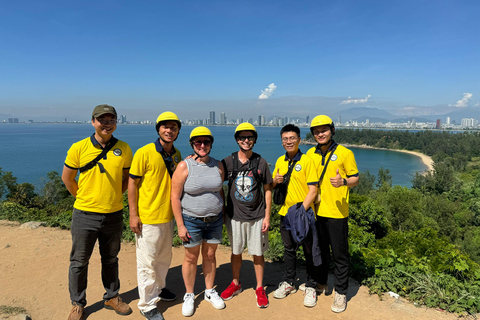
[316,216,349,294]
[280,217,321,288]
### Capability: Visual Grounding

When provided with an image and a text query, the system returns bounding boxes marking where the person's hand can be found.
[330,169,343,188]
[274,168,284,184]
[177,225,191,243]
[129,215,142,234]
[261,217,270,233]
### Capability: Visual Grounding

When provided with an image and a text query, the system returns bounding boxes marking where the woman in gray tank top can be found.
[171,126,226,316]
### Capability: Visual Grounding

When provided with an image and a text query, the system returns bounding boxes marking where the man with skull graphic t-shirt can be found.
[220,123,273,308]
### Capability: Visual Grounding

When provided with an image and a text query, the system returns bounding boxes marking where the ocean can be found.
[0,123,427,188]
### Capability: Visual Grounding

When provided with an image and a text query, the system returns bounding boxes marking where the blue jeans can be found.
[69,209,124,306]
[182,212,223,248]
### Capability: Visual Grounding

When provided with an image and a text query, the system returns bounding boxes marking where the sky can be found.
[1,0,479,122]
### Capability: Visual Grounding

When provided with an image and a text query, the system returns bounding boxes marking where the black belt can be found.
[194,215,218,223]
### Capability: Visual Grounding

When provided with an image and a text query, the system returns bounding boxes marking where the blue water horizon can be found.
[0,123,427,189]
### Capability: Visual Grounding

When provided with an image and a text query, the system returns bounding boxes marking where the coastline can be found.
[301,140,434,172]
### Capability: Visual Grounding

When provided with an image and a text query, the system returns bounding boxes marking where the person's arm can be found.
[61,166,78,198]
[262,183,272,233]
[272,168,283,188]
[128,176,142,234]
[303,184,317,211]
[122,168,129,194]
[218,161,226,209]
[171,161,189,242]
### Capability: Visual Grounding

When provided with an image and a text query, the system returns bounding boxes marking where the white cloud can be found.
[340,94,371,105]
[258,83,277,100]
[449,92,473,108]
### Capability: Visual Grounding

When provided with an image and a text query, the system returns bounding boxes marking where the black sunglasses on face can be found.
[193,140,212,147]
[238,136,255,142]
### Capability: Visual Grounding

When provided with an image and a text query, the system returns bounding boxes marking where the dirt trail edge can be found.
[0,220,459,320]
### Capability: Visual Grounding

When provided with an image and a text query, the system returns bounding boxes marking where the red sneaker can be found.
[255,287,269,308]
[220,281,242,300]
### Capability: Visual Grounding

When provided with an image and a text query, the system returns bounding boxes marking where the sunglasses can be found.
[193,140,212,147]
[238,136,255,142]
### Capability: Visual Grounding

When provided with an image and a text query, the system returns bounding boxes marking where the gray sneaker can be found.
[331,293,347,313]
[303,287,317,307]
[140,308,165,320]
[273,281,297,299]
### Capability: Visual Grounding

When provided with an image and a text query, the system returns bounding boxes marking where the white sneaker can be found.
[273,281,297,299]
[303,287,317,307]
[204,289,225,310]
[182,293,195,317]
[299,283,329,295]
[331,293,347,313]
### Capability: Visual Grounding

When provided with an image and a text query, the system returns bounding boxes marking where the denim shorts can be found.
[182,212,223,248]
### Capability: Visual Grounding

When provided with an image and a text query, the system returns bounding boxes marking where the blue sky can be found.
[1,0,479,121]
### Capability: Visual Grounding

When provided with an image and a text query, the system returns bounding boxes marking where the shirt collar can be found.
[154,138,176,155]
[284,149,303,161]
[315,140,337,155]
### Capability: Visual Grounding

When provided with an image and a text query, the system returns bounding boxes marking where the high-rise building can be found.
[248,118,253,124]
[446,116,451,125]
[306,116,310,124]
[209,111,216,125]
[220,112,227,125]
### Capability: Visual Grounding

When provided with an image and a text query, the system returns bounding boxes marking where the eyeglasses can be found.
[282,136,299,143]
[193,140,212,147]
[96,118,117,125]
[238,136,255,142]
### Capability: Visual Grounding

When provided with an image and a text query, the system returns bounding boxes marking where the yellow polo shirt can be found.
[307,143,359,218]
[272,151,319,216]
[129,139,182,224]
[64,135,132,213]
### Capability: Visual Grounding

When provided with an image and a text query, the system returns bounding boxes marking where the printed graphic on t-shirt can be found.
[234,171,254,202]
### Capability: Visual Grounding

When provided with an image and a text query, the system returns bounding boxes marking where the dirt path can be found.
[0,220,459,320]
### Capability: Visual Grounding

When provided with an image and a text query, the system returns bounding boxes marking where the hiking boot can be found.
[68,303,84,320]
[303,287,317,307]
[204,289,226,310]
[158,288,177,301]
[255,287,269,308]
[104,295,132,315]
[299,283,329,295]
[182,293,195,317]
[221,281,242,300]
[331,292,347,313]
[140,308,164,320]
[273,281,297,299]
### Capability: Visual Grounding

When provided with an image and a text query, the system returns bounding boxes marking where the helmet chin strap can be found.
[318,139,333,148]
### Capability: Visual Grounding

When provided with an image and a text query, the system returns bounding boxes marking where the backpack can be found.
[227,151,262,192]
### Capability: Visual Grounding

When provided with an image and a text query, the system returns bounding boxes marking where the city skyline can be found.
[1,1,479,122]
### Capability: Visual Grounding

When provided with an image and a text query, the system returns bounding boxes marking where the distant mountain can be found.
[441,107,480,123]
[391,117,432,123]
[331,107,395,123]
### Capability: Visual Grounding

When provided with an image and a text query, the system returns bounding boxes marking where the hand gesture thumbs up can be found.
[330,169,343,188]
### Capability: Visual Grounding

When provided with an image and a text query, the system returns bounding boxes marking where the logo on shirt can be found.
[234,172,253,202]
[331,154,338,161]
[295,164,302,171]
[113,148,122,156]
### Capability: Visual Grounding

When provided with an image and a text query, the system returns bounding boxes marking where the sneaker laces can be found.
[334,293,346,306]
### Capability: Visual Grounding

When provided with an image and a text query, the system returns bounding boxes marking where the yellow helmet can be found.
[189,126,214,143]
[234,122,257,140]
[156,111,181,131]
[310,115,335,134]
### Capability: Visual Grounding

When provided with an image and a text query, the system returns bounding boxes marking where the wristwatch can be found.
[343,178,347,186]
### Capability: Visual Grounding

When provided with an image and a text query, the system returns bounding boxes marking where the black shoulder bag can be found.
[273,159,297,205]
[79,137,118,174]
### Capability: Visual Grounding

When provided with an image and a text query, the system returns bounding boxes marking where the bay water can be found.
[0,124,427,188]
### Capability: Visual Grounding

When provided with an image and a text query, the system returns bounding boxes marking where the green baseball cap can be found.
[92,104,117,118]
